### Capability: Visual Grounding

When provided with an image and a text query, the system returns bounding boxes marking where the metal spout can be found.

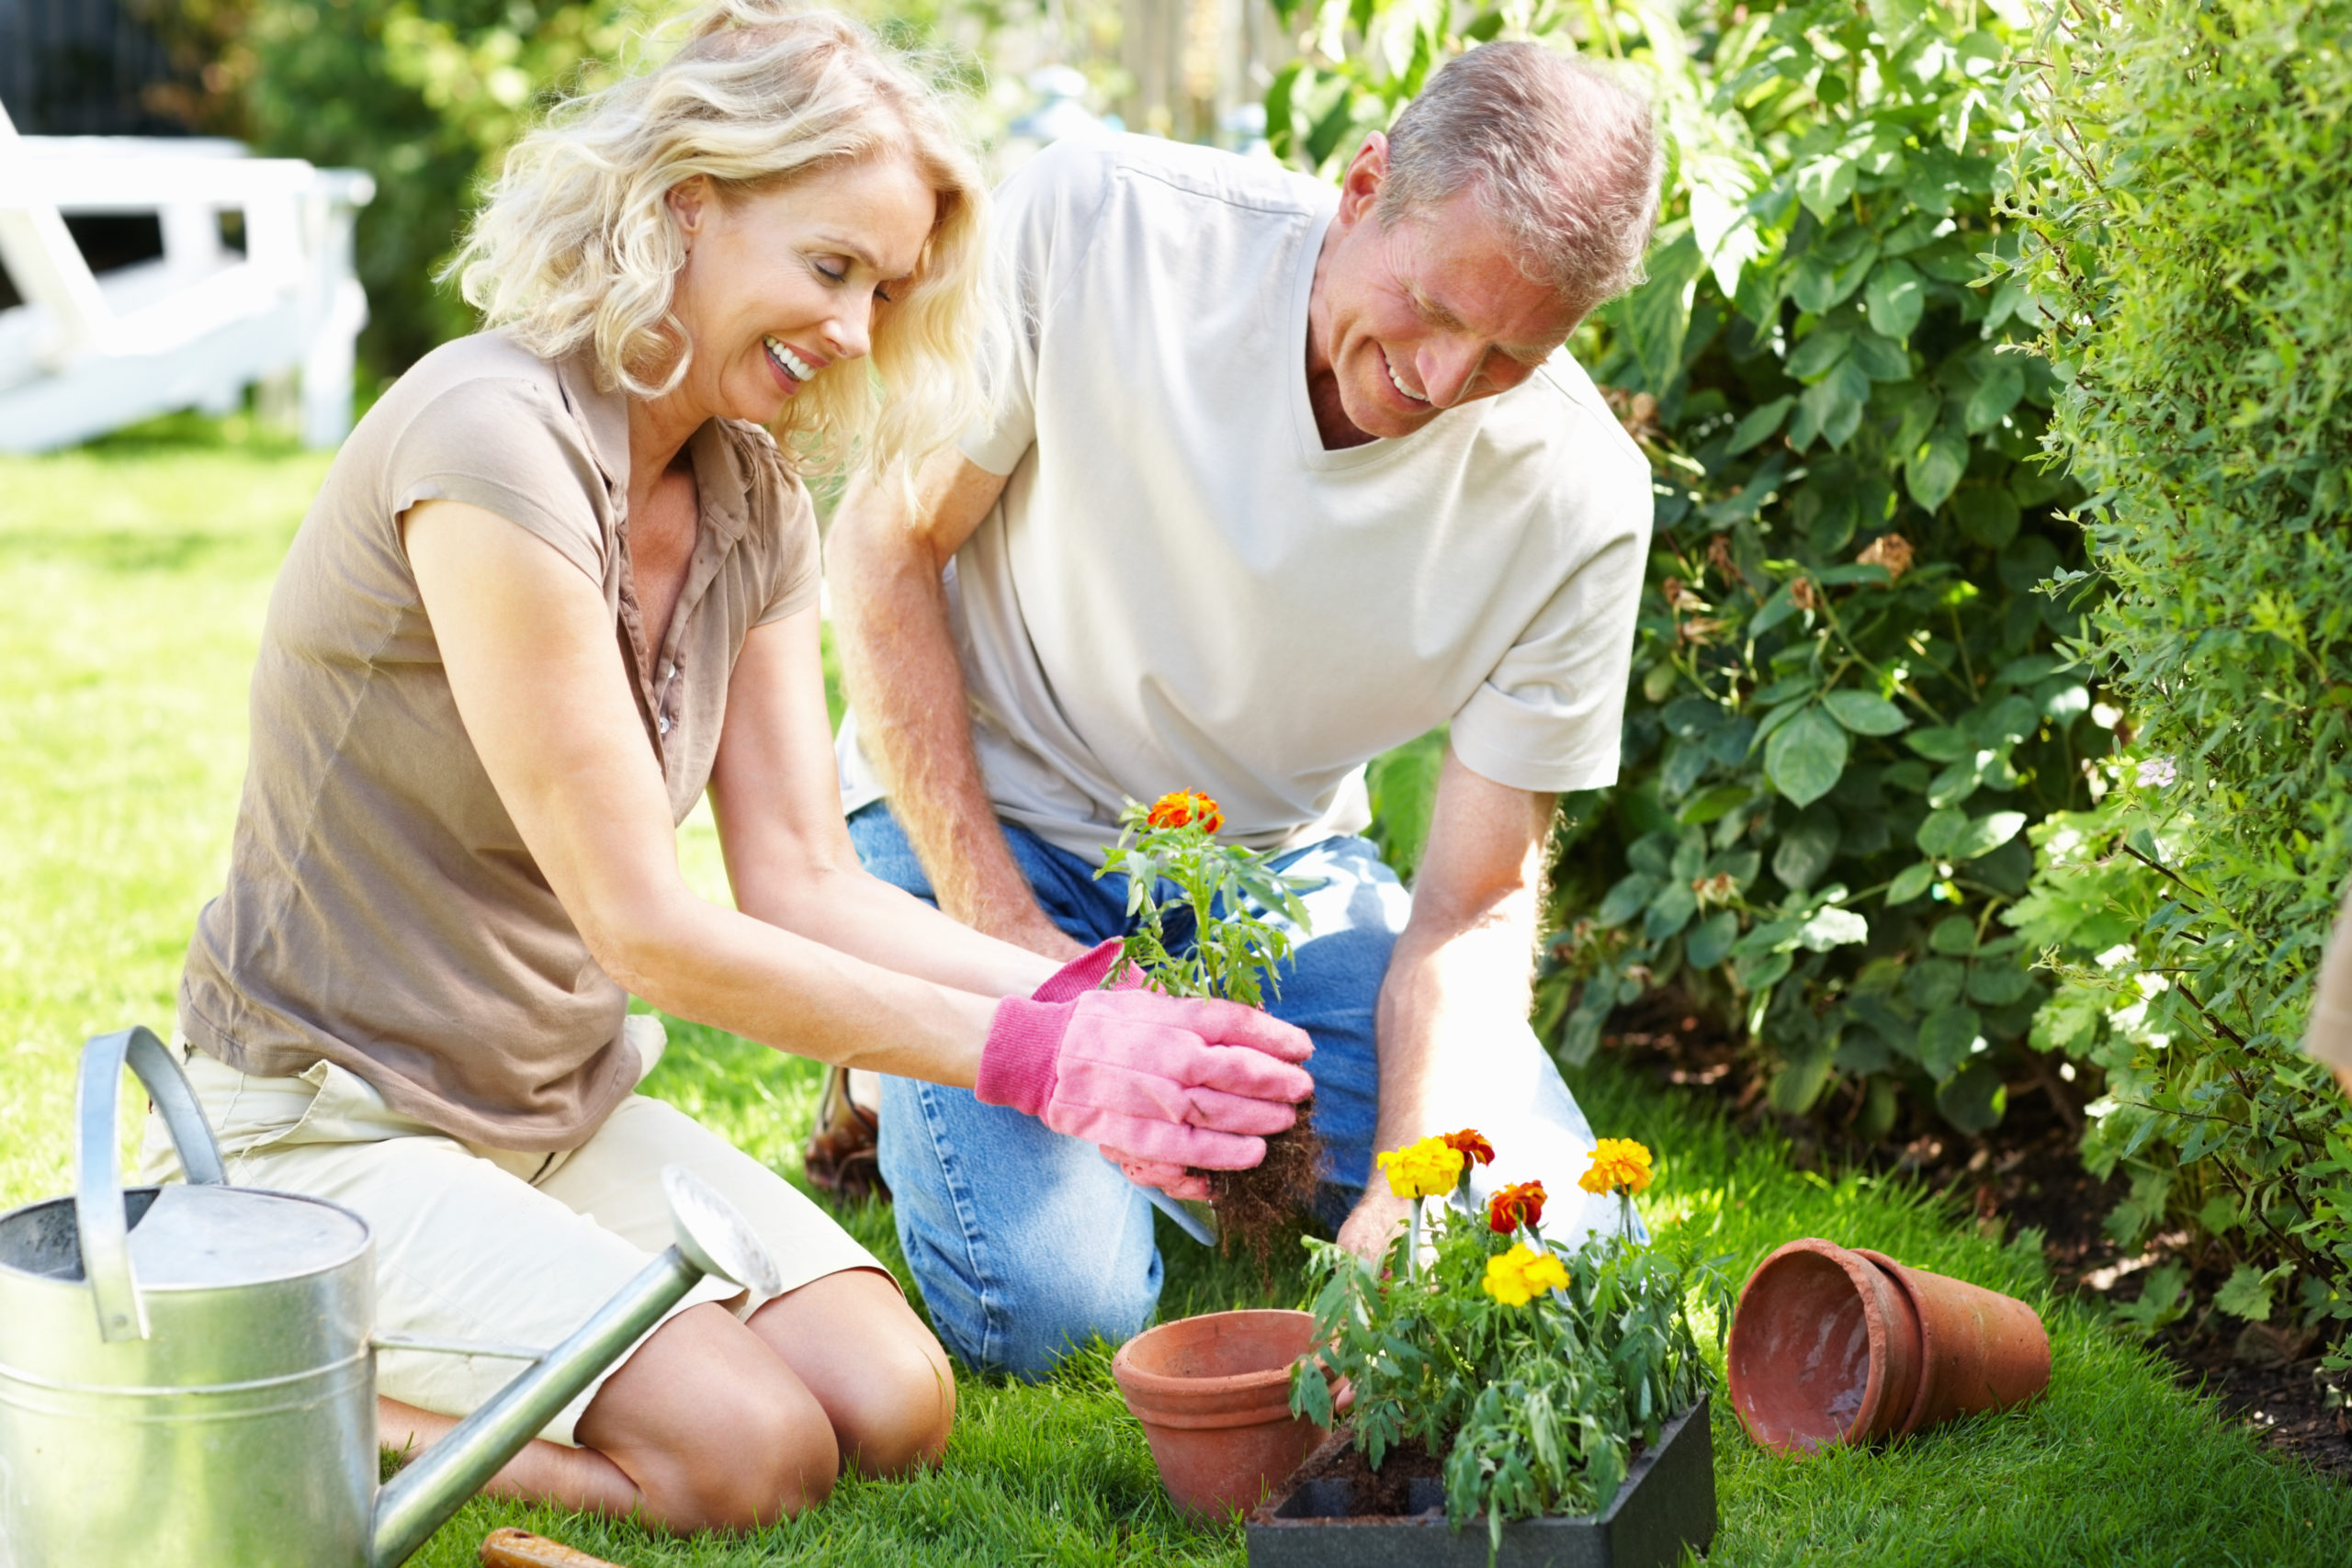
[368,1167,779,1568]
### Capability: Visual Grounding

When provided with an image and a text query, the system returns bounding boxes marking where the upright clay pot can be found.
[1724,1238,2050,1454]
[1113,1309,1331,1520]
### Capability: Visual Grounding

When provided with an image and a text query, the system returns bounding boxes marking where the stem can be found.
[1408,1197,1422,1283]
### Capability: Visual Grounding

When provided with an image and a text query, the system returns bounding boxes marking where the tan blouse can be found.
[179,333,820,1150]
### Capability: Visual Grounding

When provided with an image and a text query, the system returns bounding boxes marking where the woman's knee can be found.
[579,1304,839,1531]
[832,1326,956,1477]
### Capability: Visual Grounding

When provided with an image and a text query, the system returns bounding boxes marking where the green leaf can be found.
[1966,962,2037,1006]
[1964,356,2026,433]
[1886,862,1939,905]
[1677,784,1749,825]
[1864,258,1926,341]
[1917,1004,1984,1078]
[1926,757,1984,809]
[1849,330,1911,383]
[2213,1264,2279,1324]
[1796,152,1858,220]
[1949,810,2029,860]
[1772,805,1840,891]
[1928,915,1977,954]
[1936,1061,2007,1133]
[1645,878,1697,942]
[1727,395,1793,455]
[1905,726,1973,762]
[1905,430,1969,511]
[1618,231,1702,394]
[1597,873,1657,927]
[1916,807,1967,858]
[1824,691,1909,735]
[1787,327,1853,381]
[1764,708,1849,807]
[1687,909,1738,968]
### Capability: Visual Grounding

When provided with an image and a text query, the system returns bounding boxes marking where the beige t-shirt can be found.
[833,133,1654,861]
[2306,880,2352,1069]
[180,333,820,1151]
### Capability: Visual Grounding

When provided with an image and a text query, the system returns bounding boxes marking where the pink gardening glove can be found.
[1032,938,1148,1002]
[978,969,1315,1169]
[1036,942,1234,1199]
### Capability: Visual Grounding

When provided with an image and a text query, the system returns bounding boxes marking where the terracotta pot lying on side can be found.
[1724,1237,2051,1454]
[1112,1308,1340,1520]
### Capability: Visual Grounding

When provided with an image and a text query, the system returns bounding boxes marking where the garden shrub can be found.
[1287,1,2105,1141]
[2005,0,2352,1348]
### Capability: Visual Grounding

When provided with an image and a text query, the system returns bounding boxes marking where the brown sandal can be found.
[805,1064,890,1203]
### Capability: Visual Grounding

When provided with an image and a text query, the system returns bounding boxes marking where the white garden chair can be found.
[0,103,375,452]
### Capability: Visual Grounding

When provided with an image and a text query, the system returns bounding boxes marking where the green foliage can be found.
[1363,726,1446,884]
[242,0,676,375]
[1267,0,2100,1137]
[2004,0,2352,1350]
[1096,796,1316,1008]
[1293,1156,1724,1540]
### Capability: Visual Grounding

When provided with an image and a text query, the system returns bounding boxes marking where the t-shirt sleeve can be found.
[958,138,1114,477]
[755,471,824,626]
[384,376,607,584]
[1448,446,1654,795]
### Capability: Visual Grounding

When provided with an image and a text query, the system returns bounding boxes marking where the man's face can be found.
[1309,142,1578,443]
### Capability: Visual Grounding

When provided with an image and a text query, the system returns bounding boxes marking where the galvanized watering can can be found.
[0,1027,784,1567]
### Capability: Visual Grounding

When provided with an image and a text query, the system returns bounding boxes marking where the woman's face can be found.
[666,155,937,426]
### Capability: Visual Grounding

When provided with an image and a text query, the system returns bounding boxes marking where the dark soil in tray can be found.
[1285,1433,1447,1517]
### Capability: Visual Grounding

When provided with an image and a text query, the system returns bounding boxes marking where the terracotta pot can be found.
[1724,1238,2050,1455]
[1112,1308,1332,1520]
[1853,1247,2052,1434]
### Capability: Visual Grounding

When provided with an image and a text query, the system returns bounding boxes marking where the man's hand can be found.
[1334,1183,1412,1259]
[1353,751,1555,1254]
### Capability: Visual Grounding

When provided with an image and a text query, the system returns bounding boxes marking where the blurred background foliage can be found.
[2001,0,2352,1357]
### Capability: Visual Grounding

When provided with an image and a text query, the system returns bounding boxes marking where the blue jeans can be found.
[849,799,1613,1378]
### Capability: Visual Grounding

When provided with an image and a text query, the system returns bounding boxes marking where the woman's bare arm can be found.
[705,602,1059,997]
[402,497,1007,1085]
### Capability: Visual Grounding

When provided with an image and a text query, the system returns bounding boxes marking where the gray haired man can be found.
[827,43,1665,1376]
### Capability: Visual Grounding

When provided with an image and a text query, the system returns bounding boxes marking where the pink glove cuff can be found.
[1033,938,1146,1003]
[976,995,1068,1117]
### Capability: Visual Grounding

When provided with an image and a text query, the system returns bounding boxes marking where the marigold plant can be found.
[1294,1132,1726,1544]
[1095,792,1313,1009]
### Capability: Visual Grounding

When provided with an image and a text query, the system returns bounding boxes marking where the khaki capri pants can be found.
[138,1018,887,1447]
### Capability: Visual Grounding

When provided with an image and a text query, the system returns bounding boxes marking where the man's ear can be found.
[1335,131,1389,227]
[667,175,712,245]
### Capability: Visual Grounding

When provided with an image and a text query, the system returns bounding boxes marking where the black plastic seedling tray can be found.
[1246,1395,1714,1568]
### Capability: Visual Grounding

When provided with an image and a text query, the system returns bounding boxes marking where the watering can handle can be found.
[76,1025,227,1343]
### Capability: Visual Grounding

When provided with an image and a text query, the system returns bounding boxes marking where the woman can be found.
[141,2,1313,1534]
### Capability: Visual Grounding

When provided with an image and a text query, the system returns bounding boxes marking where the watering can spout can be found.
[368,1165,782,1568]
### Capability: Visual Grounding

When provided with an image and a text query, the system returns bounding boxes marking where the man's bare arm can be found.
[829,447,1088,960]
[1333,750,1556,1258]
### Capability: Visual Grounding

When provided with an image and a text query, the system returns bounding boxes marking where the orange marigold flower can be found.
[1441,1128,1496,1167]
[1487,1179,1547,1235]
[1577,1137,1655,1197]
[1147,790,1223,834]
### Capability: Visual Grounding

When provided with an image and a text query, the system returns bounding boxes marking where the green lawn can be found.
[4,432,2348,1565]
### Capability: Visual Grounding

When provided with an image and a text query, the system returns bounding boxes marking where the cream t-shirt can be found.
[836,133,1652,861]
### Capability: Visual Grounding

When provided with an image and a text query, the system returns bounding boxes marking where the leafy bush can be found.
[1282,2,2105,1141]
[2005,0,2352,1348]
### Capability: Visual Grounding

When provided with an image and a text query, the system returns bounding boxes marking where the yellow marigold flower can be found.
[1482,1242,1571,1306]
[1375,1135,1465,1200]
[1578,1137,1655,1197]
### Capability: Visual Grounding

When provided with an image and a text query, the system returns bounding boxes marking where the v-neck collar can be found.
[1284,197,1488,473]
[552,351,757,773]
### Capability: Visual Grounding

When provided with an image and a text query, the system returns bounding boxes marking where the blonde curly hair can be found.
[447,1,991,481]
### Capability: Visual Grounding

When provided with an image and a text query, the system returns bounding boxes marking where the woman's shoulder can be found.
[714,418,814,530]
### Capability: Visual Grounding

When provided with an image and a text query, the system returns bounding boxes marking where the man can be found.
[826,42,1663,1376]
